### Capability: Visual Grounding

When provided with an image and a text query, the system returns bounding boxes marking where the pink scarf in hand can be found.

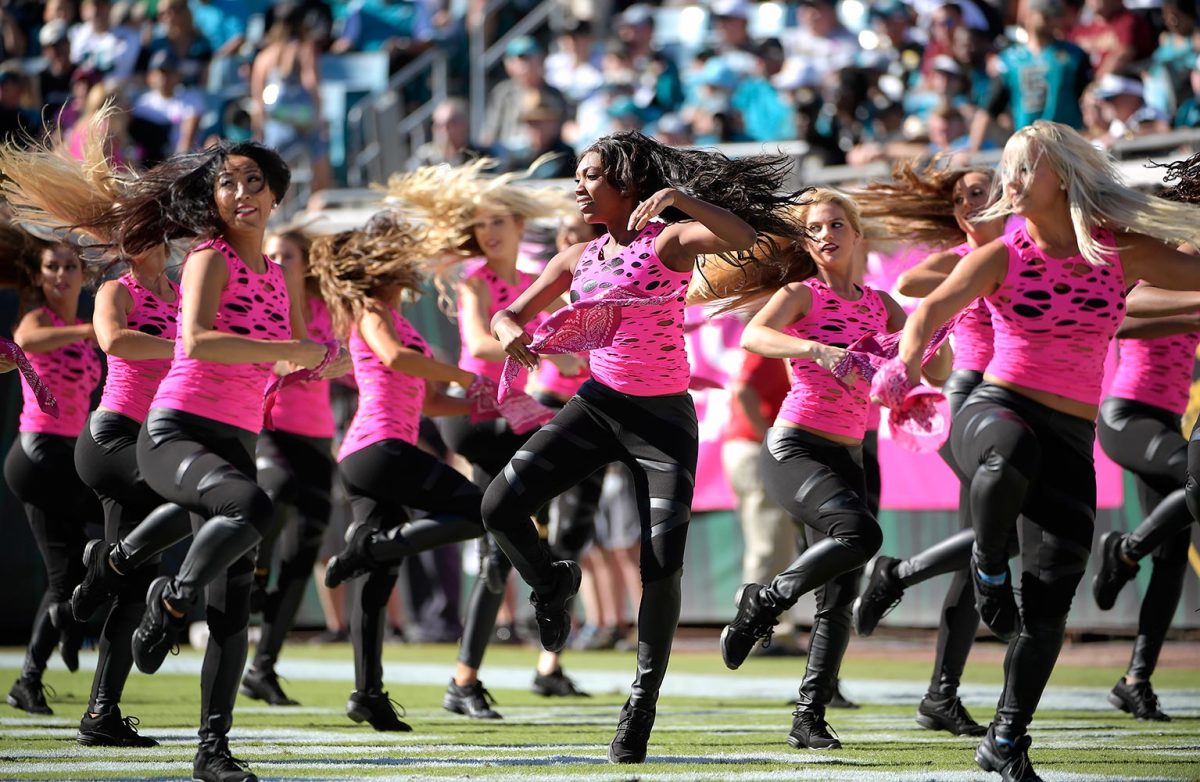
[467,375,554,435]
[262,341,340,429]
[0,337,58,418]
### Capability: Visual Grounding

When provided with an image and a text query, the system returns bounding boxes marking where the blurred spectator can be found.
[1145,0,1199,116]
[919,2,965,80]
[478,35,566,159]
[711,0,756,59]
[614,4,686,118]
[36,20,75,125]
[190,0,271,59]
[331,0,438,71]
[250,0,332,192]
[776,0,858,90]
[64,81,132,165]
[55,64,101,134]
[969,0,1093,151]
[651,112,694,145]
[0,61,42,145]
[869,0,923,81]
[1070,0,1155,78]
[131,48,203,164]
[265,0,334,52]
[1090,73,1170,145]
[730,39,797,141]
[951,23,995,108]
[928,103,974,151]
[905,53,971,118]
[137,0,213,89]
[544,19,602,106]
[1173,55,1200,126]
[1,6,26,59]
[69,0,140,78]
[510,96,575,178]
[408,97,484,169]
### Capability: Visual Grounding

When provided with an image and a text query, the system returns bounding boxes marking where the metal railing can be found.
[346,47,450,187]
[467,0,558,140]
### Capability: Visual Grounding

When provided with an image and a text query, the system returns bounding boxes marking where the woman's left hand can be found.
[318,347,352,379]
[628,188,679,231]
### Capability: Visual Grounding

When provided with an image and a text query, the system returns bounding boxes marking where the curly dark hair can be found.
[76,141,290,259]
[1156,152,1200,204]
[0,221,74,310]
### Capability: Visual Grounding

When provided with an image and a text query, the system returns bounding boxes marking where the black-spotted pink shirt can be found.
[19,307,101,437]
[99,272,180,423]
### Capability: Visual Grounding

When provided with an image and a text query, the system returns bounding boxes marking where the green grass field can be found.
[2,642,1198,781]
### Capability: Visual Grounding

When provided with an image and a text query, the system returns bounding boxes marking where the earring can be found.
[1059,183,1067,190]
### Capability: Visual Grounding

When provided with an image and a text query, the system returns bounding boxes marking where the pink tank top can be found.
[946,242,995,373]
[534,358,589,400]
[19,307,101,437]
[457,259,537,383]
[777,279,890,440]
[268,295,335,438]
[571,222,691,396]
[1108,333,1200,415]
[985,225,1125,407]
[153,237,291,433]
[338,306,431,460]
[99,273,180,423]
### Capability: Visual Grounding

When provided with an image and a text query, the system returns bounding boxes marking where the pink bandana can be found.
[831,309,967,386]
[0,337,59,418]
[870,357,952,453]
[262,341,340,429]
[498,287,678,403]
[468,375,554,435]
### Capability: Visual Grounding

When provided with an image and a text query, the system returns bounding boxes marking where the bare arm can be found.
[881,290,952,384]
[1122,237,1200,297]
[1116,313,1200,339]
[491,243,583,368]
[647,191,758,270]
[423,389,473,417]
[896,250,963,298]
[741,283,843,366]
[898,239,1008,383]
[360,307,474,386]
[14,309,94,354]
[93,279,174,360]
[181,248,325,367]
[1124,284,1200,317]
[459,276,509,363]
[248,49,269,138]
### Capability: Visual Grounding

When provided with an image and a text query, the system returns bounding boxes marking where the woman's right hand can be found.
[493,313,538,370]
[810,344,848,374]
[290,339,329,370]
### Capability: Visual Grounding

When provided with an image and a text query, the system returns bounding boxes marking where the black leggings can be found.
[950,383,1096,739]
[127,408,272,741]
[4,432,99,679]
[251,429,334,672]
[482,379,697,708]
[75,411,190,713]
[759,427,883,712]
[339,439,485,691]
[1097,396,1194,681]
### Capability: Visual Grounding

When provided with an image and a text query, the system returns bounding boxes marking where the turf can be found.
[2,643,1197,781]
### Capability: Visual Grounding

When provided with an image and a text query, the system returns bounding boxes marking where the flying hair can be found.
[1156,151,1200,205]
[851,159,996,247]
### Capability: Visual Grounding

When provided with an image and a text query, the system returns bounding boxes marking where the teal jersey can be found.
[998,40,1091,130]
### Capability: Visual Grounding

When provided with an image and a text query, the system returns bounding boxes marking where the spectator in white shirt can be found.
[69,0,140,78]
[131,48,203,164]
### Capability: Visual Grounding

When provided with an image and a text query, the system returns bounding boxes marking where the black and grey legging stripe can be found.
[482,379,697,709]
[1098,396,1195,683]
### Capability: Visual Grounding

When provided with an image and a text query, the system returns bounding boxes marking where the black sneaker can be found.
[828,681,859,710]
[193,735,257,782]
[608,699,656,764]
[346,689,412,731]
[975,725,1042,782]
[240,667,299,706]
[443,679,502,719]
[77,709,158,747]
[529,560,582,653]
[971,557,1020,642]
[852,555,904,637]
[72,539,120,622]
[6,676,53,715]
[48,601,81,673]
[532,668,590,697]
[1093,531,1138,611]
[787,707,841,750]
[1108,677,1170,721]
[325,522,376,588]
[916,693,988,736]
[719,583,778,670]
[131,576,185,675]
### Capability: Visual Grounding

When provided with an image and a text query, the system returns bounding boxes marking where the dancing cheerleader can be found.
[896,121,1200,782]
[485,130,800,762]
[309,211,498,730]
[848,162,1010,736]
[717,190,951,749]
[1,221,101,716]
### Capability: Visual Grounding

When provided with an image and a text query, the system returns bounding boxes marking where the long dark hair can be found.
[0,221,73,311]
[1157,152,1200,204]
[851,159,995,247]
[76,141,290,259]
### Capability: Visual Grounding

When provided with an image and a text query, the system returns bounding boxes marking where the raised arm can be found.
[895,250,964,298]
[1120,234,1200,293]
[1124,284,1200,317]
[93,279,175,360]
[643,191,758,269]
[181,248,326,368]
[1116,313,1200,340]
[898,239,1007,383]
[880,290,952,384]
[13,309,94,354]
[359,306,475,386]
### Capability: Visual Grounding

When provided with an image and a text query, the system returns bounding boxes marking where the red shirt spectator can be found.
[727,351,790,442]
[1069,0,1155,77]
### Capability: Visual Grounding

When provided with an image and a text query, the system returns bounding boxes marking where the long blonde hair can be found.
[852,160,995,247]
[978,121,1200,266]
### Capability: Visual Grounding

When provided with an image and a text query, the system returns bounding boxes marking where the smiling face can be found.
[952,170,1003,239]
[266,234,307,276]
[38,245,84,307]
[573,151,634,227]
[471,208,524,264]
[1001,140,1066,218]
[803,202,860,270]
[213,155,274,234]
